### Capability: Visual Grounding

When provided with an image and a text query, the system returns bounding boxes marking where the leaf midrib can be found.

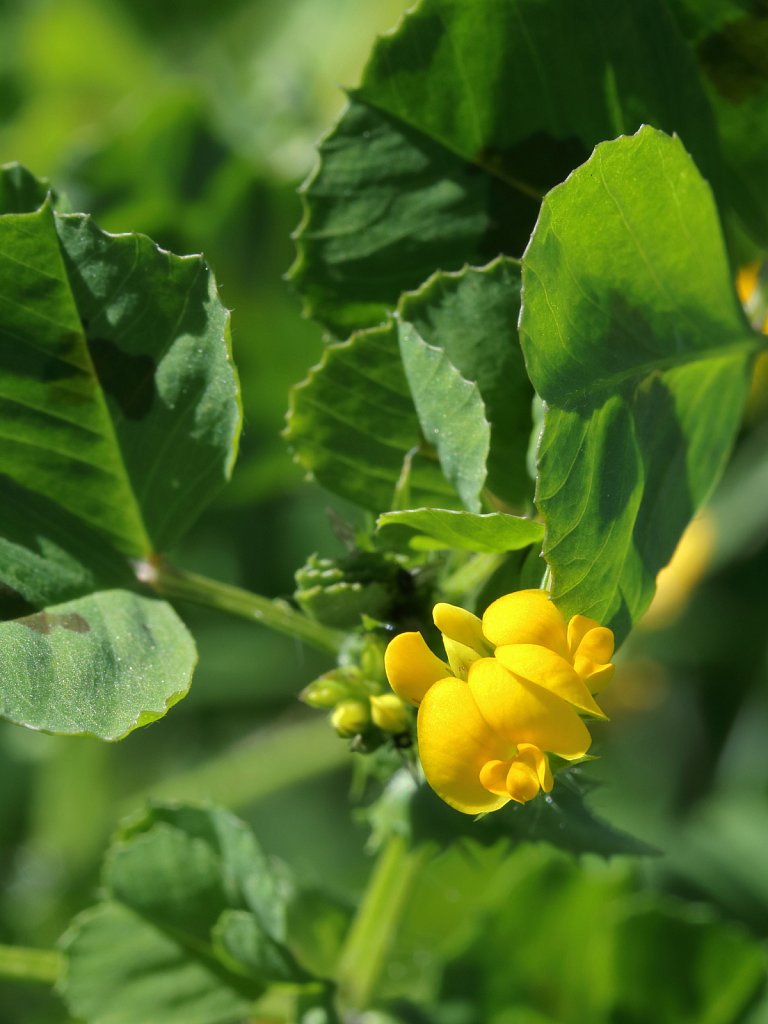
[352,90,544,204]
[7,205,152,557]
[549,334,763,408]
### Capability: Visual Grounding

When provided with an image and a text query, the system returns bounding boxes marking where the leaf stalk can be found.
[0,944,62,985]
[137,559,344,656]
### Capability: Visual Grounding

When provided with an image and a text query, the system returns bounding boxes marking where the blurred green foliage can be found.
[2,0,768,1021]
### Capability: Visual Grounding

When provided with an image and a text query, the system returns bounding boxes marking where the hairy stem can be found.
[137,558,344,656]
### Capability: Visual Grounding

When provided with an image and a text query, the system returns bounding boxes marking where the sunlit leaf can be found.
[377,509,543,553]
[520,127,760,640]
[0,591,195,740]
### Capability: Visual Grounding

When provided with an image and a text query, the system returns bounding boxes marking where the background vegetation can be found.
[2,1,768,1021]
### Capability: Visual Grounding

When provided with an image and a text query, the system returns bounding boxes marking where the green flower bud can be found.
[300,677,354,709]
[370,694,411,735]
[331,699,371,737]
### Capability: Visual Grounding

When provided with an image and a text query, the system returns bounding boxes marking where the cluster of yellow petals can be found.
[384,589,614,815]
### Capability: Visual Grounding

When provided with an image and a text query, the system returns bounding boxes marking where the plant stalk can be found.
[136,558,344,656]
[0,944,62,985]
[336,834,432,1011]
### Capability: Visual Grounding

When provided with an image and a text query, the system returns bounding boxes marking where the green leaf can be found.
[0,161,54,213]
[114,803,287,941]
[399,259,532,507]
[377,509,543,553]
[520,127,759,640]
[0,590,194,740]
[286,259,532,513]
[0,165,240,593]
[291,0,719,334]
[367,770,654,859]
[398,321,489,512]
[452,848,766,1024]
[0,164,241,735]
[666,0,768,255]
[60,803,308,1023]
[286,319,461,512]
[213,910,310,984]
[60,902,258,1024]
[608,902,768,1024]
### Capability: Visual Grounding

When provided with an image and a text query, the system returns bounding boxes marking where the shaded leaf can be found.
[286,259,532,513]
[400,259,531,507]
[0,590,194,740]
[667,0,768,255]
[608,901,768,1024]
[60,803,308,1023]
[291,0,719,334]
[286,319,461,512]
[0,161,54,213]
[398,321,489,512]
[367,769,653,858]
[114,803,287,941]
[213,910,310,984]
[377,509,543,553]
[60,902,257,1024]
[520,127,759,641]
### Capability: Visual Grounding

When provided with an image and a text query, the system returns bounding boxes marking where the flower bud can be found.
[370,694,411,735]
[331,699,371,737]
[300,675,354,709]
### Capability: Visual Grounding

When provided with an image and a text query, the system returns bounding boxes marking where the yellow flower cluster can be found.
[384,590,614,814]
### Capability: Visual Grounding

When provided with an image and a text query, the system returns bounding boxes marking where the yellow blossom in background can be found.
[641,512,714,630]
[384,589,614,815]
[737,262,768,424]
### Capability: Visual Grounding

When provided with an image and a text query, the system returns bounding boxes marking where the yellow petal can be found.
[481,590,568,656]
[737,263,759,304]
[574,658,615,694]
[384,631,450,706]
[479,759,511,796]
[494,644,607,719]
[568,616,615,663]
[517,743,553,792]
[433,603,490,655]
[505,761,540,803]
[468,658,592,759]
[417,676,511,814]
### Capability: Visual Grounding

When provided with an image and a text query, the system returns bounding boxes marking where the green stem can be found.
[440,551,507,600]
[137,559,344,656]
[336,835,432,1011]
[0,944,62,985]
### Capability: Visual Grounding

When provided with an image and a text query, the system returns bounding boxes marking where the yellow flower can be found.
[384,589,614,815]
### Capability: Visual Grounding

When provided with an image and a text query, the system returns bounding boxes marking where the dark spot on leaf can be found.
[0,581,36,621]
[140,621,157,647]
[698,7,768,102]
[18,612,91,635]
[88,336,156,419]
